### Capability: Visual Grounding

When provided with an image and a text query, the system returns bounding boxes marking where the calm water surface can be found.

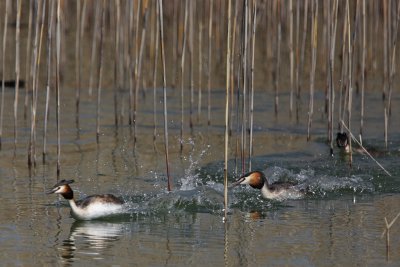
[0,84,400,266]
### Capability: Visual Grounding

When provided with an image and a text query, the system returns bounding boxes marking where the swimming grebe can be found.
[336,132,350,153]
[232,170,306,200]
[47,179,125,220]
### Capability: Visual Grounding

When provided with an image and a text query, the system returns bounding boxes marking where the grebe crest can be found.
[47,179,125,220]
[232,170,306,200]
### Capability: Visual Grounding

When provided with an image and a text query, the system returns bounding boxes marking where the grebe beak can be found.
[46,187,59,194]
[231,176,246,187]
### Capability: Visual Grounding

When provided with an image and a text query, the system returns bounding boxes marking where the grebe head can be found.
[336,132,349,148]
[232,171,266,189]
[336,132,350,153]
[47,179,75,200]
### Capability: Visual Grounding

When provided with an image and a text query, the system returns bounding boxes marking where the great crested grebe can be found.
[232,170,306,200]
[47,179,125,220]
[336,132,350,153]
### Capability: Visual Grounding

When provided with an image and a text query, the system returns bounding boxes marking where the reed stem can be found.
[197,3,203,122]
[43,0,55,163]
[88,1,101,97]
[153,0,160,141]
[114,0,121,127]
[297,0,308,120]
[188,0,194,129]
[75,0,81,127]
[14,0,22,151]
[274,0,281,116]
[307,0,318,141]
[289,0,294,116]
[224,0,232,222]
[133,0,150,143]
[329,0,338,154]
[28,0,41,168]
[24,0,33,121]
[180,0,189,151]
[56,0,61,176]
[96,0,106,144]
[207,0,213,126]
[158,0,171,191]
[387,0,400,116]
[360,0,366,137]
[249,0,257,171]
[241,0,249,172]
[0,0,10,150]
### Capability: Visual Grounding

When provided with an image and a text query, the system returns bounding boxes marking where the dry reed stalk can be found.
[127,1,134,126]
[234,56,242,175]
[274,0,281,116]
[114,0,121,127]
[158,0,171,191]
[328,0,338,153]
[88,1,101,97]
[79,1,87,128]
[197,3,203,122]
[350,0,361,164]
[43,0,55,163]
[307,0,318,141]
[324,1,330,116]
[75,0,81,126]
[239,0,249,172]
[153,0,160,141]
[326,1,331,140]
[373,1,379,71]
[294,1,300,121]
[0,0,10,150]
[132,0,141,129]
[346,0,353,166]
[14,0,22,150]
[289,0,294,116]
[384,107,388,149]
[229,0,239,136]
[207,0,213,126]
[96,0,106,144]
[383,0,388,100]
[80,0,87,49]
[296,0,308,119]
[338,4,349,133]
[133,0,150,142]
[215,1,221,64]
[30,0,46,167]
[381,211,400,260]
[56,0,61,176]
[224,0,232,222]
[120,1,131,124]
[180,0,189,151]
[360,0,366,137]
[387,0,400,116]
[341,121,391,176]
[367,1,374,69]
[24,0,33,120]
[249,0,257,172]
[36,0,46,157]
[189,0,194,129]
[172,0,178,87]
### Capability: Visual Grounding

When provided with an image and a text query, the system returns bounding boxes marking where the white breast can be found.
[261,185,304,201]
[69,200,125,220]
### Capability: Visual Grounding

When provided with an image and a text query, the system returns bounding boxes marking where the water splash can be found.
[180,138,210,191]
